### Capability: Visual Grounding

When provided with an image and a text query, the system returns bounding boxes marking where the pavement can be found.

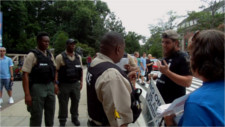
[0,67,146,127]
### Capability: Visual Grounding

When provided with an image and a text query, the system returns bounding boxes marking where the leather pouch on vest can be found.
[131,88,142,123]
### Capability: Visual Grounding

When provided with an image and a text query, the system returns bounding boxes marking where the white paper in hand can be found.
[156,93,190,118]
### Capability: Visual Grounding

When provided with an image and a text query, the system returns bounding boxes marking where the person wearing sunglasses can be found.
[0,47,14,108]
[165,30,224,126]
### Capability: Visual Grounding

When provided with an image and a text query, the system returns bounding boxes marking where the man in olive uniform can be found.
[55,39,83,126]
[22,32,59,126]
[86,32,140,126]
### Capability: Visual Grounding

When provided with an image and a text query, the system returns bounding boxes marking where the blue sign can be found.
[0,12,2,47]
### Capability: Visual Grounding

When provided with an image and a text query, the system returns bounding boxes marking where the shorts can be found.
[141,70,146,76]
[0,79,12,91]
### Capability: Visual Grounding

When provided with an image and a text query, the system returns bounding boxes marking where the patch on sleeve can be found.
[114,109,121,119]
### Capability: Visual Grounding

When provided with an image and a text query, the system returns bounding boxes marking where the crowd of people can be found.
[0,29,224,127]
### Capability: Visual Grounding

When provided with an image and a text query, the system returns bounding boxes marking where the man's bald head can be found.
[100,31,125,63]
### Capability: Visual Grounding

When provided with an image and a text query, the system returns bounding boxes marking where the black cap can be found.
[66,38,77,45]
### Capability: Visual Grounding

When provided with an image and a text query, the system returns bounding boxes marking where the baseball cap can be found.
[66,38,77,45]
[162,30,179,40]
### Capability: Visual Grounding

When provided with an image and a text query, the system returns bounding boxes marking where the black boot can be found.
[59,120,66,127]
[72,118,80,126]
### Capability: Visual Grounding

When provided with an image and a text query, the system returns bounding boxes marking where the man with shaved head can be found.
[86,31,140,126]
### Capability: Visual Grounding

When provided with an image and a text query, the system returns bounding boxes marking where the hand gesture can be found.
[25,94,32,106]
[157,60,169,75]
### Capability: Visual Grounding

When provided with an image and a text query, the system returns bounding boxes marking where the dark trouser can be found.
[87,120,109,127]
[58,81,80,124]
[146,69,152,82]
[27,82,55,126]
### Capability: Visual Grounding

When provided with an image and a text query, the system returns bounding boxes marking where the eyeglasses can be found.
[0,50,6,52]
[192,30,200,41]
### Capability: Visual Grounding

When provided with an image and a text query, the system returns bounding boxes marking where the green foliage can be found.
[53,31,69,55]
[1,0,140,55]
[145,11,178,58]
[76,42,95,57]
[82,57,87,65]
[186,11,224,31]
[124,32,141,54]
[105,12,126,36]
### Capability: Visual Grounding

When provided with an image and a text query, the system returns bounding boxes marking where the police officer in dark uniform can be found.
[154,30,192,104]
[22,32,58,126]
[55,39,83,126]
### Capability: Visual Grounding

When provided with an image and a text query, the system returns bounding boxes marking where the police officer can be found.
[22,32,58,126]
[55,39,83,126]
[86,32,141,126]
[154,30,192,104]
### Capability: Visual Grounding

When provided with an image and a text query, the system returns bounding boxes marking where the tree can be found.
[185,0,224,30]
[53,31,69,55]
[105,12,126,36]
[145,11,179,58]
[1,0,125,55]
[124,32,141,54]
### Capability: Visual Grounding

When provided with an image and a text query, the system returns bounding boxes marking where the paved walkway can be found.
[0,67,146,126]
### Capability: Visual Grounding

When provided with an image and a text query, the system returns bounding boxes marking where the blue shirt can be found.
[0,56,14,79]
[140,57,146,70]
[179,80,225,126]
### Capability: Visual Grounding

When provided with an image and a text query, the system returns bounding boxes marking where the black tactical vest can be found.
[29,49,55,84]
[86,62,142,125]
[58,52,82,83]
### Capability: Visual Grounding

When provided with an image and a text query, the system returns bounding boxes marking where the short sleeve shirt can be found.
[0,56,14,79]
[22,49,56,73]
[127,54,137,67]
[140,57,147,70]
[156,51,192,103]
[55,51,83,71]
[146,59,153,72]
[90,53,133,126]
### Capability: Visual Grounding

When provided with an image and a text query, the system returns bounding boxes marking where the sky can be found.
[102,0,206,38]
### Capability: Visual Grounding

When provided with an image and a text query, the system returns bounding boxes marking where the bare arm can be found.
[158,60,192,87]
[9,66,14,81]
[22,72,32,106]
[54,71,59,94]
[140,62,144,70]
[80,70,83,90]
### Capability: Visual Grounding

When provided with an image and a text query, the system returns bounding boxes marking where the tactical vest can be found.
[86,62,142,125]
[58,52,82,83]
[29,49,55,84]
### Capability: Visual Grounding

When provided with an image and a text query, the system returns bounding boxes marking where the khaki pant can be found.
[27,82,55,126]
[57,81,81,123]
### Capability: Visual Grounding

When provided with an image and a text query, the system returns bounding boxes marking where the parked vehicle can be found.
[151,59,159,71]
[13,65,22,81]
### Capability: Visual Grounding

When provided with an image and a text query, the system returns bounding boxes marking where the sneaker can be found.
[0,98,3,104]
[141,83,145,86]
[8,97,14,104]
[136,79,140,83]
